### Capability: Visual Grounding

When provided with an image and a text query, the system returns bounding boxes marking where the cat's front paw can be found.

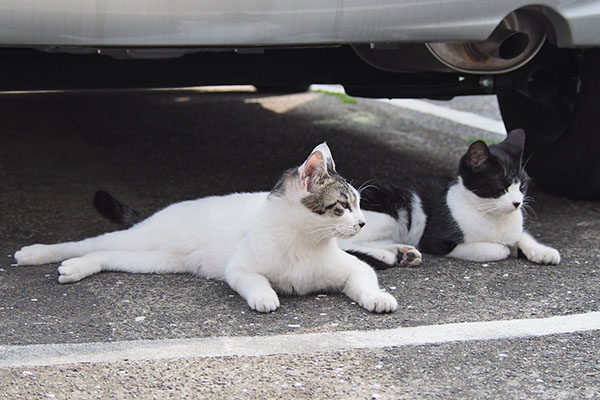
[522,244,561,265]
[358,291,398,313]
[15,244,59,266]
[396,246,422,267]
[247,290,280,313]
[57,258,102,283]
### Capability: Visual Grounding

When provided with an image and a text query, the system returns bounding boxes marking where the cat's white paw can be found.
[362,248,399,266]
[247,290,280,313]
[358,291,398,313]
[397,246,422,267]
[15,244,60,266]
[448,242,511,262]
[490,244,512,261]
[522,244,561,265]
[57,258,102,283]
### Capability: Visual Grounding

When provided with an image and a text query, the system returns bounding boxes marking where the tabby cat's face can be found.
[270,143,366,239]
[301,172,365,239]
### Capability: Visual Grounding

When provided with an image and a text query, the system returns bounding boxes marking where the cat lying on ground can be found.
[340,129,560,264]
[16,143,416,313]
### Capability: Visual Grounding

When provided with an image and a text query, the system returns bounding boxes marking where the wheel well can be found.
[522,5,573,47]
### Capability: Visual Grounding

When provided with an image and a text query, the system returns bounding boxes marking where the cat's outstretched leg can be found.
[338,252,397,313]
[15,241,100,266]
[447,242,511,262]
[57,250,189,283]
[15,229,149,266]
[517,232,560,264]
[341,241,422,267]
[15,243,72,266]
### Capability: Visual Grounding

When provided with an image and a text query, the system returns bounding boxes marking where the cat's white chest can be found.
[273,253,334,294]
[447,185,523,246]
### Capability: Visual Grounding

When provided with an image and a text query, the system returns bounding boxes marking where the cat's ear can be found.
[499,128,526,157]
[505,128,525,147]
[465,141,490,170]
[309,142,336,171]
[299,142,335,192]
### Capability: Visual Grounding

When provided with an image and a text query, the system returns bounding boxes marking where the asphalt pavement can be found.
[0,87,598,399]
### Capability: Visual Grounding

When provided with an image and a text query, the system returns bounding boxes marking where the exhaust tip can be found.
[498,31,530,60]
[426,10,546,74]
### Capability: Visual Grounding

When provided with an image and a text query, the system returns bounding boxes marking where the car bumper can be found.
[1,0,599,48]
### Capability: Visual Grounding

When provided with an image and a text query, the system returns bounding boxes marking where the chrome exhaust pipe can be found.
[426,10,546,74]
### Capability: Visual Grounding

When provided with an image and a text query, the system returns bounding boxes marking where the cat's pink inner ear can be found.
[301,151,325,190]
[467,141,489,168]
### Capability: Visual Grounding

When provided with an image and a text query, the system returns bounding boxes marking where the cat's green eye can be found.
[340,201,351,210]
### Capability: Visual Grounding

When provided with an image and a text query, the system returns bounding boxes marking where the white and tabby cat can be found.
[341,129,560,264]
[15,143,401,313]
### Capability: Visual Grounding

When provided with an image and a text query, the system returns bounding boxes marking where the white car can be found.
[2,1,599,199]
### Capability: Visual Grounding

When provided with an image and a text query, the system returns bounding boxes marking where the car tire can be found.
[497,43,600,200]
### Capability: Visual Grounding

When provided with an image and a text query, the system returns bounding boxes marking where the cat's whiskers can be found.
[307,225,336,242]
[358,185,379,195]
[520,154,533,176]
[335,224,360,239]
[473,202,503,216]
[521,196,536,218]
[521,204,534,218]
[356,179,379,194]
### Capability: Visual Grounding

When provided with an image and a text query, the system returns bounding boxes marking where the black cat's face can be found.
[458,129,529,212]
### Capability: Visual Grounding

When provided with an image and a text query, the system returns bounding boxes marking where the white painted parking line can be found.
[378,98,507,135]
[2,312,598,368]
[310,84,507,135]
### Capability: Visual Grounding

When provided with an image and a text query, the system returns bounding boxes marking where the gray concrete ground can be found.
[0,88,598,399]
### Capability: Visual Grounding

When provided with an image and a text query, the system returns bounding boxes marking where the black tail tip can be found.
[93,190,115,214]
[93,190,143,226]
[93,190,126,224]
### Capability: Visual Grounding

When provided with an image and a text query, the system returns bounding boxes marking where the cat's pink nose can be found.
[512,201,521,208]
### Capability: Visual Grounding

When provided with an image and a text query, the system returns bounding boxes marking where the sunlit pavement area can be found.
[0,86,598,399]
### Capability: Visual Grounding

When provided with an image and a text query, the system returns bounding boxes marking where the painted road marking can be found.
[2,312,598,368]
[310,84,507,135]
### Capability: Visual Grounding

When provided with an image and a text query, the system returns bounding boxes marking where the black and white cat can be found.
[15,143,403,313]
[340,129,560,264]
